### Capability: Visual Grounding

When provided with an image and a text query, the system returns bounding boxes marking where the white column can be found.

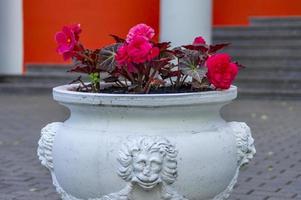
[160,0,212,47]
[0,0,23,75]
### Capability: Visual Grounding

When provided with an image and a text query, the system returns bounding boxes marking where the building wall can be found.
[23,0,159,64]
[24,0,301,64]
[214,0,301,25]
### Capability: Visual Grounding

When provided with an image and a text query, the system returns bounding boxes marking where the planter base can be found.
[38,122,255,200]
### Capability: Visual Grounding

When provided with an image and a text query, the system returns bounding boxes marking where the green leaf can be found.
[191,76,210,89]
[181,67,207,83]
[98,43,121,72]
[178,51,199,70]
[178,51,204,82]
[89,72,100,84]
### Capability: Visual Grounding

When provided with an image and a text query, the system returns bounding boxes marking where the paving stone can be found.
[0,94,300,200]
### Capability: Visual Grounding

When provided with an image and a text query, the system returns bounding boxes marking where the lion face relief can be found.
[132,150,163,189]
[117,136,178,190]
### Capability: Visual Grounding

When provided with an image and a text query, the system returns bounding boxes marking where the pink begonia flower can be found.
[127,36,154,63]
[206,53,238,89]
[69,24,82,41]
[55,24,81,60]
[126,23,155,43]
[116,36,159,72]
[193,36,206,45]
[115,44,139,73]
[115,44,130,64]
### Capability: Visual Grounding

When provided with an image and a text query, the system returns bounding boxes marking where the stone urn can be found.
[37,84,255,200]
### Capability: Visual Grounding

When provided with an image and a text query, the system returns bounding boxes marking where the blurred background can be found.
[1,0,301,98]
[0,1,301,200]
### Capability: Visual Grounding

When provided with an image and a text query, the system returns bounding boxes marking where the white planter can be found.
[38,85,255,200]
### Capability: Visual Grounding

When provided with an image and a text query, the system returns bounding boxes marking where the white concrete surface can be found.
[160,0,212,46]
[0,0,23,74]
[37,85,256,200]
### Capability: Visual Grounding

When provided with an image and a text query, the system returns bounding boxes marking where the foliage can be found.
[55,23,241,93]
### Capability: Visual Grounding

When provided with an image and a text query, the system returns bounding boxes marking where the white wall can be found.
[160,0,212,47]
[0,0,23,75]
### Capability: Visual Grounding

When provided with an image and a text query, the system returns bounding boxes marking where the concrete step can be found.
[231,56,301,68]
[26,64,71,75]
[0,74,89,94]
[0,83,53,94]
[235,76,301,90]
[221,46,301,58]
[238,69,301,79]
[237,87,301,99]
[239,65,301,71]
[213,38,301,46]
[213,26,301,39]
[250,17,301,27]
[0,74,82,84]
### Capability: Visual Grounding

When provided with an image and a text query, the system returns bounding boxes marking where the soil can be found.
[75,84,214,94]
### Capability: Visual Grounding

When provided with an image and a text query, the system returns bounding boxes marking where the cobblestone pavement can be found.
[0,93,300,200]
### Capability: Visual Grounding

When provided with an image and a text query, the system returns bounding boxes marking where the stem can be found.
[75,52,94,63]
[143,69,158,93]
[117,80,126,87]
[95,82,100,92]
[124,68,135,83]
[137,73,143,91]
[180,75,188,86]
[169,77,174,87]
[78,79,89,91]
[115,81,122,87]
[175,74,181,88]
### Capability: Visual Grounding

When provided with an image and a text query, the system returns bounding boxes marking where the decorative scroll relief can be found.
[102,136,188,200]
[37,122,63,171]
[229,122,256,167]
[213,122,256,200]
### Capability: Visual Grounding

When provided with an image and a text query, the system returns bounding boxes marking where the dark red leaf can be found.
[154,42,171,50]
[234,61,246,69]
[98,43,121,72]
[208,43,230,54]
[110,34,126,43]
[172,48,185,58]
[69,65,101,74]
[182,44,208,53]
[103,76,119,83]
[151,58,170,70]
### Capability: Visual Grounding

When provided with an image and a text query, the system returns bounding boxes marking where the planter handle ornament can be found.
[37,122,62,171]
[213,122,256,200]
[230,122,256,167]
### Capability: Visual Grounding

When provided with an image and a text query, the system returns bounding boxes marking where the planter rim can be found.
[53,84,237,107]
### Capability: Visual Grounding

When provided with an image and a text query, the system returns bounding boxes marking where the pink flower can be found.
[206,53,238,89]
[115,44,138,72]
[69,24,82,41]
[193,36,206,45]
[126,23,155,43]
[147,46,160,61]
[127,36,155,63]
[116,36,159,65]
[55,24,81,60]
[115,44,131,68]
